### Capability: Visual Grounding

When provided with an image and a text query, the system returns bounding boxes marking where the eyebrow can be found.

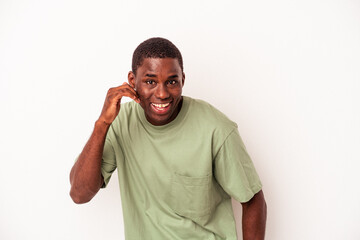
[168,74,179,79]
[144,74,179,78]
[145,74,157,77]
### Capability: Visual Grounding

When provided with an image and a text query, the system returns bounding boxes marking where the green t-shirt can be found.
[100,96,262,240]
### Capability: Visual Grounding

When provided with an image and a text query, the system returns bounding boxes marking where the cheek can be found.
[170,87,182,96]
[136,87,151,101]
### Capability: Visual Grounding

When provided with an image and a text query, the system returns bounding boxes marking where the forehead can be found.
[137,58,182,75]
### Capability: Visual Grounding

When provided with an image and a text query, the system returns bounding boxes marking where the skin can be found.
[69,57,266,239]
[241,190,267,239]
[69,58,184,203]
[69,82,140,203]
[128,58,185,126]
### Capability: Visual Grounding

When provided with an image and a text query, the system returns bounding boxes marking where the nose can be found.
[154,84,170,100]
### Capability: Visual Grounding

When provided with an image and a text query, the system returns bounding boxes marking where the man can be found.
[70,37,267,240]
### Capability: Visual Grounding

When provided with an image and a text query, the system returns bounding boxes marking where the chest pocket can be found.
[169,172,222,220]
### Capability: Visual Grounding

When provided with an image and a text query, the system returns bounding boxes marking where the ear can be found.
[181,72,185,87]
[128,71,136,88]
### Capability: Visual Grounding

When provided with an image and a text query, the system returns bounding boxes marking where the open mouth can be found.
[151,102,171,114]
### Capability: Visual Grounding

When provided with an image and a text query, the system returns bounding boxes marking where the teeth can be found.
[152,103,170,108]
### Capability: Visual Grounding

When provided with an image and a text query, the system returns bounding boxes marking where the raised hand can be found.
[98,82,140,125]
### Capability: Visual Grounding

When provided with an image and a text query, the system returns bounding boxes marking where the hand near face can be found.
[128,58,185,126]
[98,82,140,125]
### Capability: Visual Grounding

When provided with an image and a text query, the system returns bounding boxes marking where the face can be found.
[128,58,185,126]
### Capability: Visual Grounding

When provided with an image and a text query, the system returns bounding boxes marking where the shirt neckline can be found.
[136,96,191,133]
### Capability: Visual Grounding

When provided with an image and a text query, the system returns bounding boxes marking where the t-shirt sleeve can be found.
[100,137,117,188]
[214,128,262,203]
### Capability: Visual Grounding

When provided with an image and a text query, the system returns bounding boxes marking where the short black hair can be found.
[131,37,183,75]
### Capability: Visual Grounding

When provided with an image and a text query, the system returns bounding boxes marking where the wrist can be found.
[95,118,111,130]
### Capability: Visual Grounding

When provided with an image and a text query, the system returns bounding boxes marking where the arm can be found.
[69,120,109,204]
[69,82,139,204]
[241,190,267,240]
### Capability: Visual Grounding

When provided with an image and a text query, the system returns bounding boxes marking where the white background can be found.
[1,0,359,239]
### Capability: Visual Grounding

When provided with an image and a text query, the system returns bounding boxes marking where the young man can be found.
[70,37,267,240]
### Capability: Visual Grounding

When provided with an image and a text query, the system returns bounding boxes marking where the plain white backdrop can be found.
[1,0,359,239]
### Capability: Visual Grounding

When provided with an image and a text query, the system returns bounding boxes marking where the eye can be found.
[167,80,177,85]
[145,80,155,85]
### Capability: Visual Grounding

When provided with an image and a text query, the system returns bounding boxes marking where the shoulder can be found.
[185,96,238,130]
[119,100,138,117]
[109,100,137,125]
[185,96,238,149]
[106,100,138,139]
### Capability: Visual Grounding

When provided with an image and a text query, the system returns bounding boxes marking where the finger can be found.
[112,82,138,98]
[122,82,139,97]
[119,83,140,102]
[110,87,140,103]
